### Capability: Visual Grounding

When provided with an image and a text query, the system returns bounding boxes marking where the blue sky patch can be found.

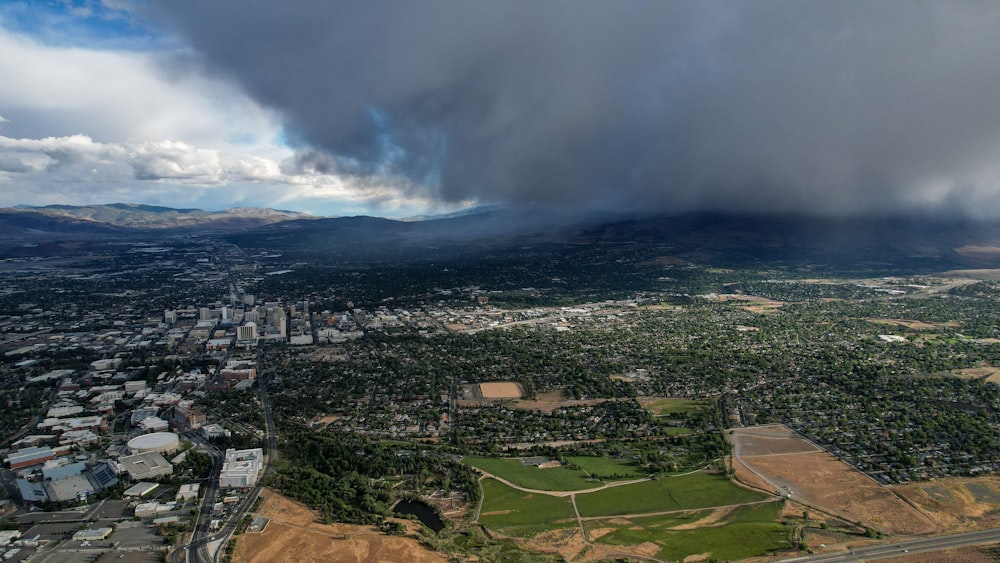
[0,0,161,50]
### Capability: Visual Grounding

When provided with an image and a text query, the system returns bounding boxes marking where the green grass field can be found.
[594,502,790,561]
[564,456,645,479]
[659,426,695,436]
[644,397,710,416]
[464,456,599,491]
[575,471,767,517]
[477,478,578,537]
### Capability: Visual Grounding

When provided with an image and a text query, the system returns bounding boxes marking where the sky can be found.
[3,1,1000,218]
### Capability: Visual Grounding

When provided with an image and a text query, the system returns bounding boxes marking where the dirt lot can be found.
[705,293,785,314]
[479,381,524,399]
[732,457,776,493]
[522,527,590,560]
[730,425,822,456]
[731,425,937,536]
[741,451,937,535]
[942,366,1000,385]
[508,391,615,413]
[865,318,961,331]
[230,489,446,563]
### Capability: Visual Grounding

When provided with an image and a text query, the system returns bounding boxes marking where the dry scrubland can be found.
[231,489,445,563]
[945,366,1000,385]
[895,476,1000,532]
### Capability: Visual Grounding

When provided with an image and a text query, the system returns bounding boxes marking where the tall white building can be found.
[237,322,258,346]
[218,448,264,488]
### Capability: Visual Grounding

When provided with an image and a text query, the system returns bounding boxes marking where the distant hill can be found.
[229,210,1000,271]
[0,203,312,233]
[5,203,1000,272]
[0,209,125,237]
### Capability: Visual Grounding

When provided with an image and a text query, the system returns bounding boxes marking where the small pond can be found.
[393,500,445,532]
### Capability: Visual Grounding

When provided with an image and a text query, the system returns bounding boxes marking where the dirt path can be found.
[475,470,653,498]
[576,499,779,522]
[571,494,586,540]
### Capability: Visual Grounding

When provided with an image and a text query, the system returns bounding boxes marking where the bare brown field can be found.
[523,527,589,561]
[671,506,733,530]
[893,476,1000,533]
[732,458,775,492]
[866,318,961,331]
[742,452,938,535]
[941,366,1000,385]
[744,303,784,314]
[731,425,822,457]
[231,489,446,563]
[479,381,524,399]
[705,292,786,313]
[510,391,613,413]
[800,526,864,551]
[444,323,469,331]
[307,415,342,428]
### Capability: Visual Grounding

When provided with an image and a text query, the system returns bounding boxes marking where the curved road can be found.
[474,471,653,498]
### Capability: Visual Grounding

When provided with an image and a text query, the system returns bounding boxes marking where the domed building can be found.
[127,432,180,455]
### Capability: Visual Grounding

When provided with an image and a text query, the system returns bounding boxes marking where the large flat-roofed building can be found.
[16,480,47,503]
[44,474,97,503]
[123,482,159,498]
[219,448,264,488]
[134,501,175,518]
[5,446,56,470]
[118,451,173,481]
[73,528,113,541]
[41,460,86,481]
[176,483,200,501]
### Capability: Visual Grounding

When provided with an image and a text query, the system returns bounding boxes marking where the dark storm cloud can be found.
[149,1,1000,216]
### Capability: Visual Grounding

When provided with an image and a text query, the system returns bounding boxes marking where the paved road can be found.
[199,347,279,562]
[168,348,278,563]
[167,437,223,563]
[779,527,1000,562]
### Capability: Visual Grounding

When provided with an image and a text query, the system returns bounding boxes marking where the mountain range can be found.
[1,203,309,234]
[3,203,1000,271]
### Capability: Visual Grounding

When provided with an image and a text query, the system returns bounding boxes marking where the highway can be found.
[167,435,223,563]
[779,527,1000,562]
